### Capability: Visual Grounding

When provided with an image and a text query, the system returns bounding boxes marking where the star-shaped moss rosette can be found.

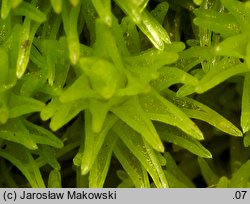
[41,0,206,187]
[0,0,249,188]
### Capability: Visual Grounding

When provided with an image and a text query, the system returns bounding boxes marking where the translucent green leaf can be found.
[137,10,171,50]
[37,145,61,170]
[1,0,11,19]
[155,151,166,166]
[50,100,87,131]
[62,2,80,64]
[220,0,250,31]
[44,39,70,88]
[241,73,250,133]
[89,98,121,133]
[80,112,117,175]
[121,17,141,53]
[126,65,159,86]
[113,138,150,188]
[229,160,250,188]
[23,119,64,148]
[113,121,168,188]
[125,49,179,70]
[76,168,89,188]
[94,19,125,73]
[60,74,93,103]
[16,21,32,79]
[139,90,204,140]
[151,2,169,25]
[0,143,45,187]
[125,50,179,84]
[196,63,249,94]
[176,69,205,97]
[20,71,46,97]
[47,16,62,40]
[89,100,110,133]
[13,1,46,23]
[40,97,60,121]
[50,0,62,14]
[164,90,242,137]
[151,67,199,91]
[158,125,212,158]
[0,119,37,150]
[198,157,219,186]
[41,40,60,86]
[165,44,186,55]
[216,176,230,188]
[48,169,62,188]
[180,46,213,59]
[92,0,112,26]
[114,0,170,50]
[163,153,194,187]
[193,9,240,37]
[8,93,45,118]
[111,96,164,152]
[89,132,117,187]
[213,33,249,59]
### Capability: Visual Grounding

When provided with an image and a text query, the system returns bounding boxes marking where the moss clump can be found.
[0,0,250,188]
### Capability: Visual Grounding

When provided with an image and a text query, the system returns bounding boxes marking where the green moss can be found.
[0,0,250,188]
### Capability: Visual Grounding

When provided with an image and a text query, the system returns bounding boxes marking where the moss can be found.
[0,0,250,188]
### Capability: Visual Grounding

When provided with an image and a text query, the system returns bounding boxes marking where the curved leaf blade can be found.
[13,1,46,22]
[113,138,150,188]
[139,90,204,140]
[151,67,199,91]
[89,132,117,188]
[198,157,219,186]
[158,125,212,158]
[48,169,62,188]
[111,96,164,152]
[0,119,37,150]
[80,112,117,175]
[23,119,64,148]
[113,121,168,188]
[164,90,242,137]
[8,93,45,118]
[0,143,45,187]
